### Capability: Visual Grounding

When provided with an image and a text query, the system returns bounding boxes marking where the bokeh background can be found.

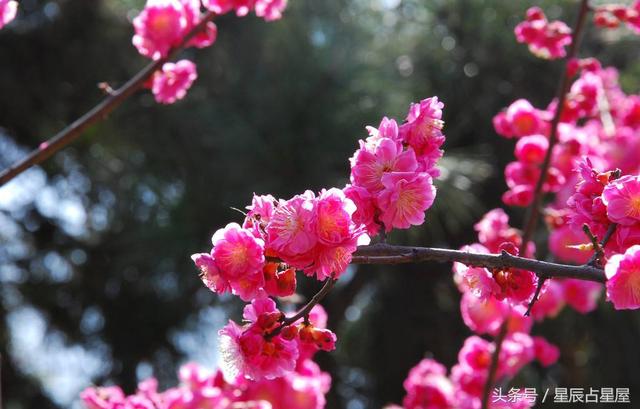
[2,0,640,408]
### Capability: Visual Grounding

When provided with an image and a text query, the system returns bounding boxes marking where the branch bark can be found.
[0,11,217,187]
[351,243,605,283]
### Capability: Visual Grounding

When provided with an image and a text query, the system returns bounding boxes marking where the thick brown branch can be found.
[0,11,217,187]
[351,243,605,283]
[519,0,592,252]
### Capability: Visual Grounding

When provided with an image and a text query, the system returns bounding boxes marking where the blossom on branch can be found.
[151,59,198,104]
[0,0,17,29]
[605,244,640,310]
[514,6,572,59]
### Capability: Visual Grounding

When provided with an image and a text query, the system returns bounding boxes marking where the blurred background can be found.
[1,0,640,408]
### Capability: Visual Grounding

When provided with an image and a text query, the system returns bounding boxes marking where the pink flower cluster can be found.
[453,209,537,305]
[219,300,336,381]
[133,0,218,60]
[593,2,640,33]
[565,168,640,309]
[493,55,640,309]
[81,359,329,409]
[0,0,16,29]
[392,331,557,409]
[133,0,287,104]
[188,96,446,382]
[348,97,444,233]
[514,7,572,60]
[192,189,370,302]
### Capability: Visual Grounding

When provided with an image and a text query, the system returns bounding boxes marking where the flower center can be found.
[629,195,640,217]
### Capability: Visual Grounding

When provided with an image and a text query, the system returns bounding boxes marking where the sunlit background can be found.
[2,0,640,408]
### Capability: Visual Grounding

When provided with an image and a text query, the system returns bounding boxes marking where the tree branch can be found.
[351,243,605,283]
[519,0,592,252]
[267,278,337,339]
[481,315,510,409]
[0,11,217,187]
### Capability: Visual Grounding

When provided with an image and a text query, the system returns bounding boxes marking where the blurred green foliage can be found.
[1,0,640,408]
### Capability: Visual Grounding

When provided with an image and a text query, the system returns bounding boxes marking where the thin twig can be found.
[600,222,617,248]
[586,222,617,266]
[267,278,337,338]
[351,243,605,283]
[0,11,217,187]
[481,315,510,409]
[519,0,592,253]
[583,223,604,262]
[525,277,547,317]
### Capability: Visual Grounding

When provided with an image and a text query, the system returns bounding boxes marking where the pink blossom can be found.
[399,97,446,177]
[514,7,572,60]
[514,134,548,165]
[567,158,614,238]
[494,99,547,138]
[402,359,455,409]
[365,117,402,145]
[503,183,534,207]
[133,0,189,60]
[309,236,362,280]
[151,60,198,104]
[562,278,602,313]
[498,332,535,377]
[80,386,126,409]
[191,252,230,294]
[315,188,357,245]
[566,72,602,119]
[266,192,317,258]
[243,359,330,409]
[458,336,493,371]
[614,225,640,252]
[602,174,640,226]
[343,184,380,237]
[211,222,266,300]
[459,266,499,301]
[219,299,298,380]
[243,193,276,236]
[474,209,527,254]
[350,137,418,193]
[504,305,533,335]
[532,336,560,367]
[255,0,288,21]
[492,267,537,305]
[0,0,17,29]
[605,245,640,310]
[181,0,218,49]
[83,361,330,409]
[460,292,509,335]
[212,223,265,277]
[627,1,640,33]
[450,363,486,398]
[377,172,436,232]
